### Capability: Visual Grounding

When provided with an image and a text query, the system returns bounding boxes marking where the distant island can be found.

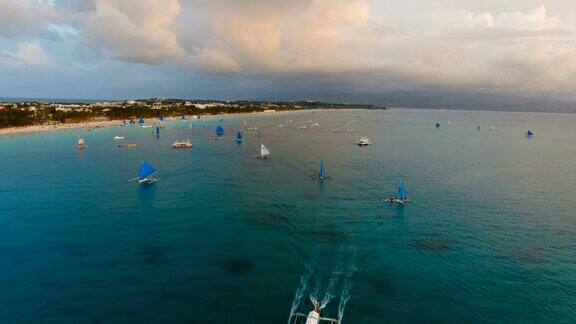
[0,98,385,129]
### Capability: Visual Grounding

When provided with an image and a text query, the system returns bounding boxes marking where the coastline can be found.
[0,109,318,137]
[0,120,125,137]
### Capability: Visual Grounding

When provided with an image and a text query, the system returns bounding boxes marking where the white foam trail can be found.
[288,266,312,324]
[310,278,321,309]
[338,255,357,321]
[288,275,308,323]
[320,265,342,309]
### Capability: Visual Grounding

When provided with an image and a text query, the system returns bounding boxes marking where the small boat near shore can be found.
[170,139,192,149]
[355,137,372,146]
[129,160,158,184]
[256,143,270,159]
[76,138,87,150]
[525,130,534,138]
[216,123,225,136]
[114,136,124,140]
[235,131,243,143]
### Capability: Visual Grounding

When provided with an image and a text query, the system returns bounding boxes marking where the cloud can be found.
[0,42,53,67]
[4,0,576,98]
[0,0,62,37]
[81,0,184,64]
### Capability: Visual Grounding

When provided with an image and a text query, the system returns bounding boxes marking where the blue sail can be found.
[526,130,534,137]
[139,117,145,124]
[236,131,243,142]
[216,125,224,136]
[139,161,157,180]
[398,181,407,200]
[435,122,441,128]
[159,115,165,121]
[155,126,160,137]
[319,161,326,179]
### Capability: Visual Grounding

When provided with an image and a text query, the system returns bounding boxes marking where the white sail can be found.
[260,143,270,157]
[78,138,85,145]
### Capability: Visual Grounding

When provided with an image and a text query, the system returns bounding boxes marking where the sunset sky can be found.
[1,0,576,106]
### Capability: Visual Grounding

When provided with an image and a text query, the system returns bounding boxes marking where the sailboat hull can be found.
[138,177,158,184]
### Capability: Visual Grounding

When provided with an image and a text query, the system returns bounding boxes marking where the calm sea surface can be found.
[0,109,575,323]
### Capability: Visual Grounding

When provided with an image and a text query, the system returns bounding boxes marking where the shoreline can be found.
[0,120,126,137]
[0,109,323,137]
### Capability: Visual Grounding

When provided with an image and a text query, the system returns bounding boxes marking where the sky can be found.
[1,0,576,110]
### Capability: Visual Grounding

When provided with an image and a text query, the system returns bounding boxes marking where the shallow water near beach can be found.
[0,109,575,323]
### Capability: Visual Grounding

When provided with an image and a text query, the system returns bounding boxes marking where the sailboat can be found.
[235,130,243,143]
[435,122,441,128]
[155,126,160,138]
[139,117,145,125]
[311,160,330,180]
[256,143,270,159]
[390,181,412,205]
[129,161,158,184]
[77,138,87,150]
[525,130,534,138]
[319,161,327,180]
[216,124,225,136]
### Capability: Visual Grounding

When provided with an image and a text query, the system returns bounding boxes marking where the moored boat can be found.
[355,137,372,146]
[77,138,87,150]
[170,139,192,149]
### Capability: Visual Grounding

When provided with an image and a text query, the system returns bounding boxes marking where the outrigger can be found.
[289,305,340,324]
[387,181,413,205]
[311,160,330,180]
[170,139,192,149]
[76,138,87,150]
[255,143,270,159]
[129,161,159,184]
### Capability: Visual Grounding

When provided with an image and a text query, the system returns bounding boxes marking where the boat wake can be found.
[289,251,356,323]
[287,265,311,324]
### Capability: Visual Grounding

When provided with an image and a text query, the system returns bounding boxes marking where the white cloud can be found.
[4,0,576,97]
[0,0,61,37]
[81,0,184,64]
[0,42,53,67]
[165,1,576,96]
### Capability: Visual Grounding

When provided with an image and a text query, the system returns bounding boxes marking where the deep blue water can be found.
[0,109,575,323]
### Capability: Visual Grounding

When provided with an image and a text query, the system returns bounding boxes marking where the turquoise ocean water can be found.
[0,109,575,323]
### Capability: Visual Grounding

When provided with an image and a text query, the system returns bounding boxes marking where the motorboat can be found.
[170,139,193,149]
[355,137,372,146]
